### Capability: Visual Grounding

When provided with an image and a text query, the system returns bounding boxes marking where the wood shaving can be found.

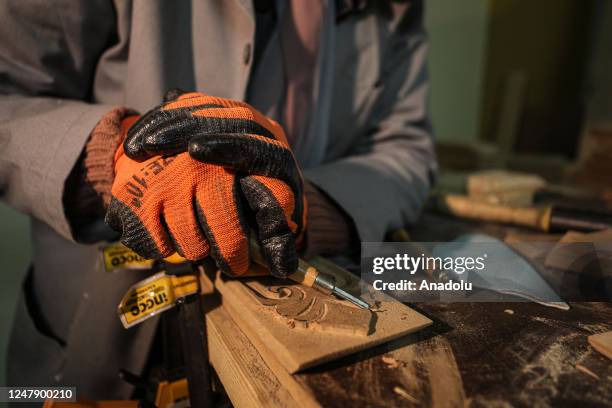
[382,355,401,369]
[504,309,514,315]
[370,301,387,313]
[393,386,418,403]
[575,364,600,380]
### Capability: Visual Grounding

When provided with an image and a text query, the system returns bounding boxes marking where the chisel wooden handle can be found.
[247,237,370,308]
[247,237,318,287]
[440,194,553,231]
[288,260,319,288]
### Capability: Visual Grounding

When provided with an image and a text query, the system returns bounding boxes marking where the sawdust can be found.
[520,332,581,398]
[575,364,600,380]
[393,386,418,403]
[531,316,553,324]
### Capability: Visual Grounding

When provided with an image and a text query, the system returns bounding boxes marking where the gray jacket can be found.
[0,0,435,398]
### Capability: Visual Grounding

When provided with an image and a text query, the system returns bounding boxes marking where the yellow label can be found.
[117,272,199,329]
[102,242,154,272]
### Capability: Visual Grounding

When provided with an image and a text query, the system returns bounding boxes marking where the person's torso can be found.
[91,0,404,166]
[14,0,422,396]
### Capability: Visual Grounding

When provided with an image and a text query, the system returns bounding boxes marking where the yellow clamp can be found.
[102,242,187,273]
[117,271,199,329]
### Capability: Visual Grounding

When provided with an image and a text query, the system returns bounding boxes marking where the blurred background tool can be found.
[437,194,612,233]
[432,169,612,233]
[434,169,612,208]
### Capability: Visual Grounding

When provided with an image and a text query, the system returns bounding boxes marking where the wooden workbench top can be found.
[291,301,611,407]
[293,212,611,407]
[209,212,611,407]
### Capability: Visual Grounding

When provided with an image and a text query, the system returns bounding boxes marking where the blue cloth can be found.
[432,234,569,310]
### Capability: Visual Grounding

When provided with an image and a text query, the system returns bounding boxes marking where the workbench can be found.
[206,212,612,407]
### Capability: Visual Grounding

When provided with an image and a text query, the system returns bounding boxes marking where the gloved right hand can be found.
[116,90,306,277]
[104,115,250,274]
[105,116,300,277]
[123,91,274,161]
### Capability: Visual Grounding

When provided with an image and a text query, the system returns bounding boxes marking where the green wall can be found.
[425,0,490,142]
[0,203,31,386]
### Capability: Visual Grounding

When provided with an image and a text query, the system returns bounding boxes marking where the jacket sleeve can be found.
[0,0,117,240]
[304,5,436,243]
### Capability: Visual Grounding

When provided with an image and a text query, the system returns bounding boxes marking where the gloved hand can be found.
[124,90,279,161]
[107,103,306,277]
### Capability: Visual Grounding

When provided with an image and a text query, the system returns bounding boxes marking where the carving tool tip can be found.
[333,286,371,309]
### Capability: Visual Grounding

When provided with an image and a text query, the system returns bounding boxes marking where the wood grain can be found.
[200,269,320,408]
[588,330,612,360]
[206,304,305,408]
[202,276,462,408]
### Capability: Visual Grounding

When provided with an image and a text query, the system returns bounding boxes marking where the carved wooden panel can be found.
[211,257,432,373]
[243,277,373,336]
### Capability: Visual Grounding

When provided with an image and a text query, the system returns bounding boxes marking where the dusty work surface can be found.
[425,302,610,406]
[290,301,611,407]
[290,213,612,407]
[205,213,611,407]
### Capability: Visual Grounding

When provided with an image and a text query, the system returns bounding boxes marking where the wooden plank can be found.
[206,304,313,408]
[295,298,612,407]
[210,260,432,374]
[295,331,465,407]
[588,331,612,360]
[200,269,321,408]
[495,70,526,160]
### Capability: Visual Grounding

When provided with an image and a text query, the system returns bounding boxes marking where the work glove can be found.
[108,93,306,277]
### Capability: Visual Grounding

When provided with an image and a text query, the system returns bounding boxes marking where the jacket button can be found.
[243,43,252,65]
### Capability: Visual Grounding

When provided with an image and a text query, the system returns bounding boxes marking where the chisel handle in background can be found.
[439,194,612,233]
[439,194,553,231]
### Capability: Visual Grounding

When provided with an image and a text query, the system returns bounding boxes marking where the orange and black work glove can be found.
[108,97,306,277]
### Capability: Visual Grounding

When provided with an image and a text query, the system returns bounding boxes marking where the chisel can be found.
[249,238,371,309]
[438,194,612,232]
